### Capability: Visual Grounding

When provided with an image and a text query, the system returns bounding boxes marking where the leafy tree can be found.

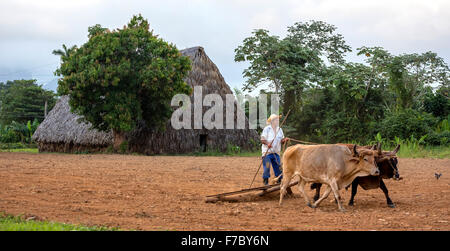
[54,15,192,150]
[400,51,450,90]
[356,47,392,110]
[359,47,450,111]
[0,79,56,124]
[235,20,351,112]
[236,20,450,146]
[357,46,392,75]
[423,88,450,119]
[234,29,288,94]
[286,21,351,65]
[301,63,385,143]
[386,57,417,110]
[52,44,77,59]
[233,88,278,133]
[287,86,332,142]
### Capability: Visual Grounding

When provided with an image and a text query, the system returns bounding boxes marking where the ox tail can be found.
[274,173,300,184]
[273,174,282,183]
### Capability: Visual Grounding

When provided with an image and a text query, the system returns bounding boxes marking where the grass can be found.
[0,148,38,153]
[0,142,37,149]
[1,145,448,159]
[167,145,450,158]
[396,145,450,159]
[0,213,119,231]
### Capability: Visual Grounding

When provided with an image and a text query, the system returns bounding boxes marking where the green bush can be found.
[378,109,436,141]
[0,125,20,143]
[227,143,241,154]
[0,120,39,144]
[435,116,450,133]
[425,131,450,146]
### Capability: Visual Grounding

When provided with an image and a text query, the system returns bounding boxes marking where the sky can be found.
[0,0,449,92]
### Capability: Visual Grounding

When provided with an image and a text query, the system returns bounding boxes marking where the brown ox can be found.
[311,144,401,208]
[279,144,379,211]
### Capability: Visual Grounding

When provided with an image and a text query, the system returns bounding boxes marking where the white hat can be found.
[267,114,281,124]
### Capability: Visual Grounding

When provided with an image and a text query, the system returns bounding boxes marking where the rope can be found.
[285,138,319,145]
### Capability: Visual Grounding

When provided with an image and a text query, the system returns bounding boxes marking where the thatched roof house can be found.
[32,46,259,154]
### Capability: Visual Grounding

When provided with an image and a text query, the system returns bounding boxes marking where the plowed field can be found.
[0,152,448,230]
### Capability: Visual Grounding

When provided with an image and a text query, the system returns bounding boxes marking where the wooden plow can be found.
[204,136,318,203]
[205,180,298,203]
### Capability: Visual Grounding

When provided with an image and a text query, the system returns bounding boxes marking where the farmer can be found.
[261,114,288,186]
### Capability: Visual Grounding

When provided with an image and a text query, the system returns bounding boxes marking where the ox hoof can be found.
[388,203,396,208]
[339,208,346,212]
[348,202,354,206]
[307,203,316,209]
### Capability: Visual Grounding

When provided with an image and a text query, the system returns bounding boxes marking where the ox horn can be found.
[392,144,400,154]
[377,142,382,155]
[353,144,359,157]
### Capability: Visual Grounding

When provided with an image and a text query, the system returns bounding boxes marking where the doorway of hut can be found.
[199,134,208,152]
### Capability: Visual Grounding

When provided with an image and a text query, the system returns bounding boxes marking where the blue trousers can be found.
[262,153,282,180]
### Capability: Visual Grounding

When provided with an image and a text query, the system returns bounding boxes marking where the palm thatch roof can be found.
[32,95,112,145]
[32,46,258,154]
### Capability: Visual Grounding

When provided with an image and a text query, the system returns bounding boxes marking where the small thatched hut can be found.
[32,46,259,154]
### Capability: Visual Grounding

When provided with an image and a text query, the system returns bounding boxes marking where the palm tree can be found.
[52,44,77,60]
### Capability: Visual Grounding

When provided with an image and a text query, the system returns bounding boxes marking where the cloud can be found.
[0,0,448,91]
[0,0,105,41]
[288,0,450,49]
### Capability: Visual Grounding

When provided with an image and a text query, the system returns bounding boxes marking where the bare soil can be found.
[0,152,449,230]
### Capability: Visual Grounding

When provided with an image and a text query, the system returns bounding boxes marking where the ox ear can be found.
[370,144,377,150]
[352,144,359,157]
[392,144,400,154]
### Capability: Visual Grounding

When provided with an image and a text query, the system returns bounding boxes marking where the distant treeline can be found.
[235,21,450,147]
[0,79,56,144]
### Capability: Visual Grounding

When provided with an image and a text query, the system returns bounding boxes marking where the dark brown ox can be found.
[279,144,380,211]
[311,144,400,208]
